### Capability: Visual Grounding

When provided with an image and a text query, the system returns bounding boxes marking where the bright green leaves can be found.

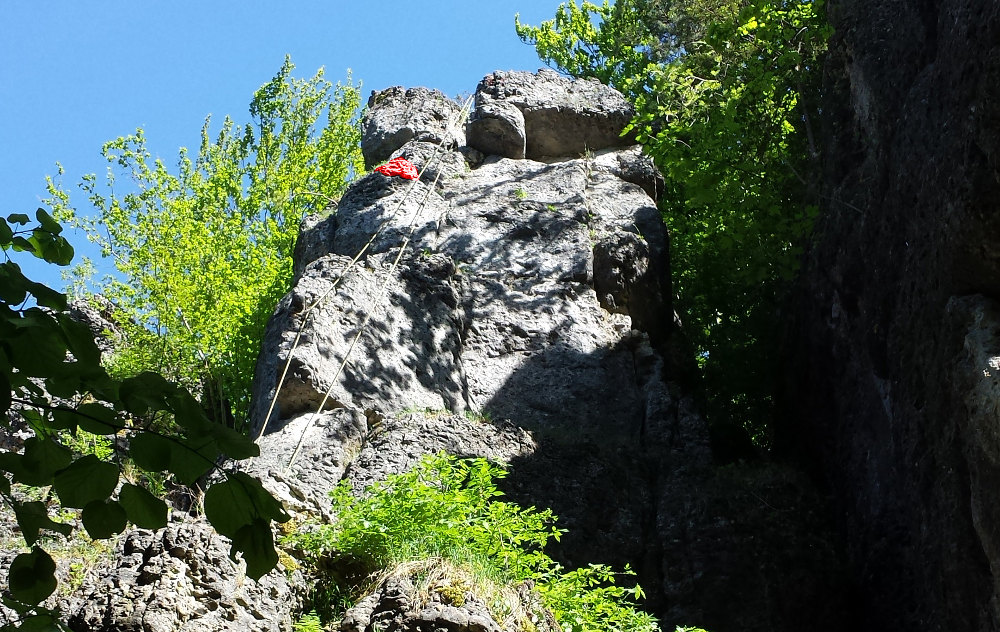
[45,57,365,428]
[287,453,655,632]
[520,0,830,444]
[516,1,657,92]
[8,548,57,606]
[205,472,288,580]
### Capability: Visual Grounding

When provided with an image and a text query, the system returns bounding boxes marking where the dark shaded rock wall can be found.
[784,1,1000,629]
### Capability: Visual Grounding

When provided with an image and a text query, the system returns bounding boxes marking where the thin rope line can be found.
[257,96,473,444]
[284,166,446,471]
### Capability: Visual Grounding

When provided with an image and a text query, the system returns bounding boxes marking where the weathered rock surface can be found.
[66,519,304,632]
[783,1,1000,630]
[466,69,636,160]
[361,86,466,169]
[340,570,557,632]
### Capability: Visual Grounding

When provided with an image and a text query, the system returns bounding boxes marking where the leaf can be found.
[74,402,119,435]
[204,472,288,541]
[0,261,30,304]
[28,279,68,309]
[130,431,215,486]
[203,477,257,539]
[52,454,119,508]
[0,218,12,246]
[19,436,73,487]
[119,483,168,529]
[34,208,62,235]
[209,423,260,460]
[58,313,102,370]
[119,371,174,415]
[11,501,73,547]
[127,432,172,471]
[81,499,128,539]
[231,518,278,580]
[13,613,63,632]
[6,213,30,225]
[36,233,74,266]
[165,388,211,435]
[167,435,217,485]
[11,236,34,253]
[8,548,57,605]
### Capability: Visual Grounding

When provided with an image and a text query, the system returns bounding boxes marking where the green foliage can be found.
[519,1,829,444]
[0,213,288,629]
[288,453,658,632]
[46,56,365,427]
[516,1,659,92]
[291,611,323,632]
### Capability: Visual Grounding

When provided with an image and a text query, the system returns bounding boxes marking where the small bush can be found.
[287,453,659,632]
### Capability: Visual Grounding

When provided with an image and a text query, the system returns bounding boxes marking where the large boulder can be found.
[249,81,848,631]
[466,69,636,160]
[361,86,466,169]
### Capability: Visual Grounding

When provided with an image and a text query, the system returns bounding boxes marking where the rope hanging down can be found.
[255,97,472,444]
[285,166,448,471]
[253,98,473,469]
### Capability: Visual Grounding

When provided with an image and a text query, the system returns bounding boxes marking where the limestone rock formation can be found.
[466,69,637,160]
[67,519,305,632]
[249,69,845,632]
[783,1,1000,630]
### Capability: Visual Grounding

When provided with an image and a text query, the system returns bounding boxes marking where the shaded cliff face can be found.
[785,1,1000,629]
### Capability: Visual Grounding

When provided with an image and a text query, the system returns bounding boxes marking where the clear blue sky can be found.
[1,1,569,291]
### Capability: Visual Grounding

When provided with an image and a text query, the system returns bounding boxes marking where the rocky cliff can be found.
[784,1,1000,630]
[13,70,847,632]
[246,70,846,632]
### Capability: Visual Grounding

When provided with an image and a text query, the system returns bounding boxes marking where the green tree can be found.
[1,211,287,631]
[46,57,365,428]
[518,1,829,445]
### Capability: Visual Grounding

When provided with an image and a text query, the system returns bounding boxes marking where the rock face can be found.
[783,1,1000,630]
[249,69,846,632]
[64,519,304,632]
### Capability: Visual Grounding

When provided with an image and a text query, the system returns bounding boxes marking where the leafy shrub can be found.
[288,453,659,632]
[45,56,365,428]
[1,211,287,630]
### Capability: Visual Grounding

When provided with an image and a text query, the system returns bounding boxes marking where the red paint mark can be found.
[374,157,419,180]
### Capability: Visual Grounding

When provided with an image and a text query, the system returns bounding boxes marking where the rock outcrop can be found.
[783,1,1000,630]
[249,70,846,632]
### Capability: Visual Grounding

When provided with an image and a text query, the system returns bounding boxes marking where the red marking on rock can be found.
[374,157,419,180]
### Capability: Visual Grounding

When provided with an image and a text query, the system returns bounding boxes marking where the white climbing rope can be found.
[255,96,472,444]
[284,166,447,472]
